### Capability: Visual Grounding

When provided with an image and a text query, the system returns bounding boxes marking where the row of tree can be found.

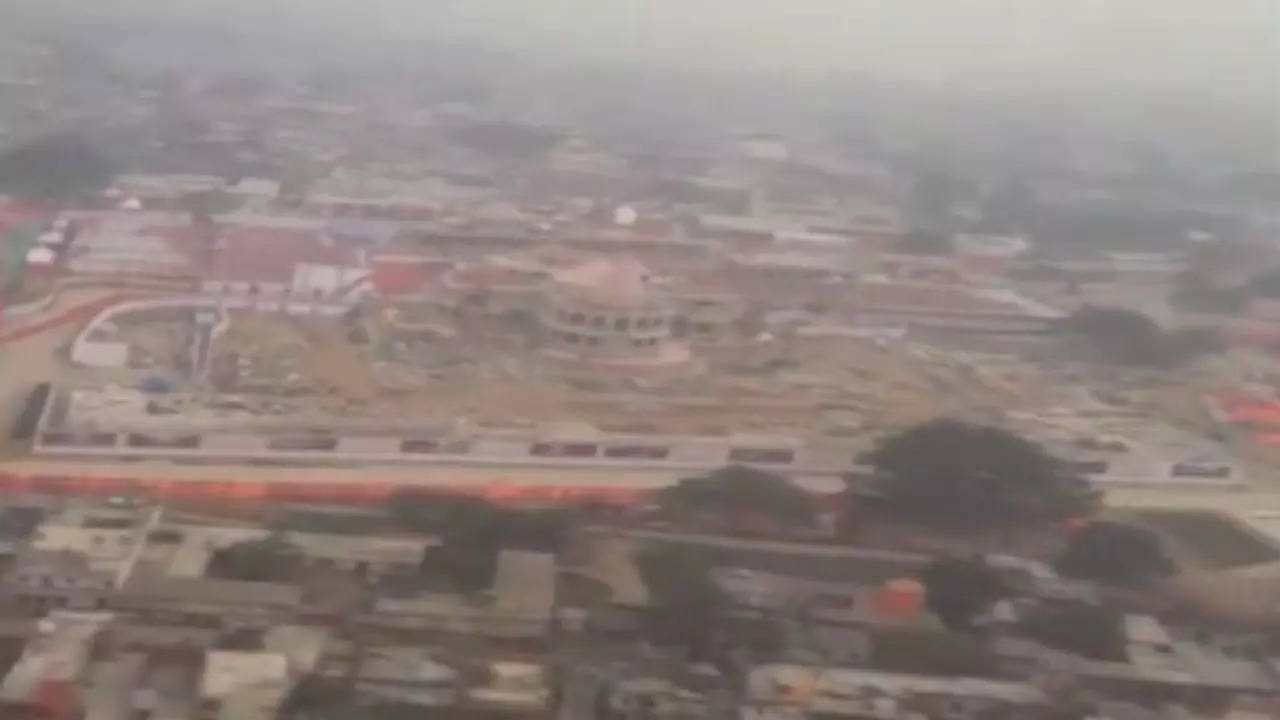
[656,419,1102,535]
[919,520,1174,657]
[1059,306,1221,368]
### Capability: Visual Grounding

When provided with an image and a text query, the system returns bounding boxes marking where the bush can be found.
[1056,521,1175,585]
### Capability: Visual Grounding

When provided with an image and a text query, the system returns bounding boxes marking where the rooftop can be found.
[209,226,360,284]
[491,550,556,617]
[553,257,655,310]
[117,576,302,607]
[746,664,1047,705]
[200,651,288,699]
[0,611,113,704]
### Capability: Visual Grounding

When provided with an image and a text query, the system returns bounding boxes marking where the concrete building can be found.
[26,502,159,583]
[442,262,544,316]
[202,226,368,302]
[112,576,302,630]
[540,258,692,372]
[7,550,114,613]
[365,550,555,640]
[741,664,1048,720]
[607,673,721,720]
[465,661,553,717]
[0,610,113,719]
[354,647,460,709]
[135,521,435,579]
[198,650,290,720]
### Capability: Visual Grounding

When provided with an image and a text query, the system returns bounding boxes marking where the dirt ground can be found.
[205,307,1076,436]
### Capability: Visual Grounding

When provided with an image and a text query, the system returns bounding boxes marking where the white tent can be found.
[25,245,56,266]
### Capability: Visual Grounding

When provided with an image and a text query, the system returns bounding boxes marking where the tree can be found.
[1020,601,1127,660]
[1060,306,1167,366]
[869,420,1097,526]
[387,492,500,589]
[0,134,115,200]
[386,492,576,592]
[635,544,727,660]
[1060,306,1220,368]
[387,490,494,534]
[1056,521,1175,585]
[207,536,302,582]
[920,556,1009,632]
[656,465,814,532]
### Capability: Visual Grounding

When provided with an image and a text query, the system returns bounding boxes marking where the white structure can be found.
[613,205,638,227]
[24,245,56,266]
[290,262,368,298]
[200,650,291,720]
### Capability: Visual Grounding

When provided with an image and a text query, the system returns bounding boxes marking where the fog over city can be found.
[1,2,1280,719]
[12,0,1280,101]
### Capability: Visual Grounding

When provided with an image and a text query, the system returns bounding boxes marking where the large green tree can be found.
[1056,521,1175,585]
[656,465,814,530]
[920,556,1009,632]
[0,134,115,200]
[386,491,575,591]
[207,536,302,582]
[1060,306,1167,366]
[635,544,727,660]
[869,420,1097,526]
[1060,306,1220,368]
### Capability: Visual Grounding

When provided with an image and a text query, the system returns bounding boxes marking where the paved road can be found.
[1105,487,1280,513]
[0,456,689,489]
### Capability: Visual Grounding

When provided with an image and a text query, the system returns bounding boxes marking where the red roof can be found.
[209,227,357,283]
[370,257,450,296]
[448,264,541,290]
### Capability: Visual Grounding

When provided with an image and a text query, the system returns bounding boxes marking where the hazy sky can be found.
[19,0,1280,109]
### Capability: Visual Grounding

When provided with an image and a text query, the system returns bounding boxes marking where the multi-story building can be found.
[540,258,691,372]
[741,664,1049,720]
